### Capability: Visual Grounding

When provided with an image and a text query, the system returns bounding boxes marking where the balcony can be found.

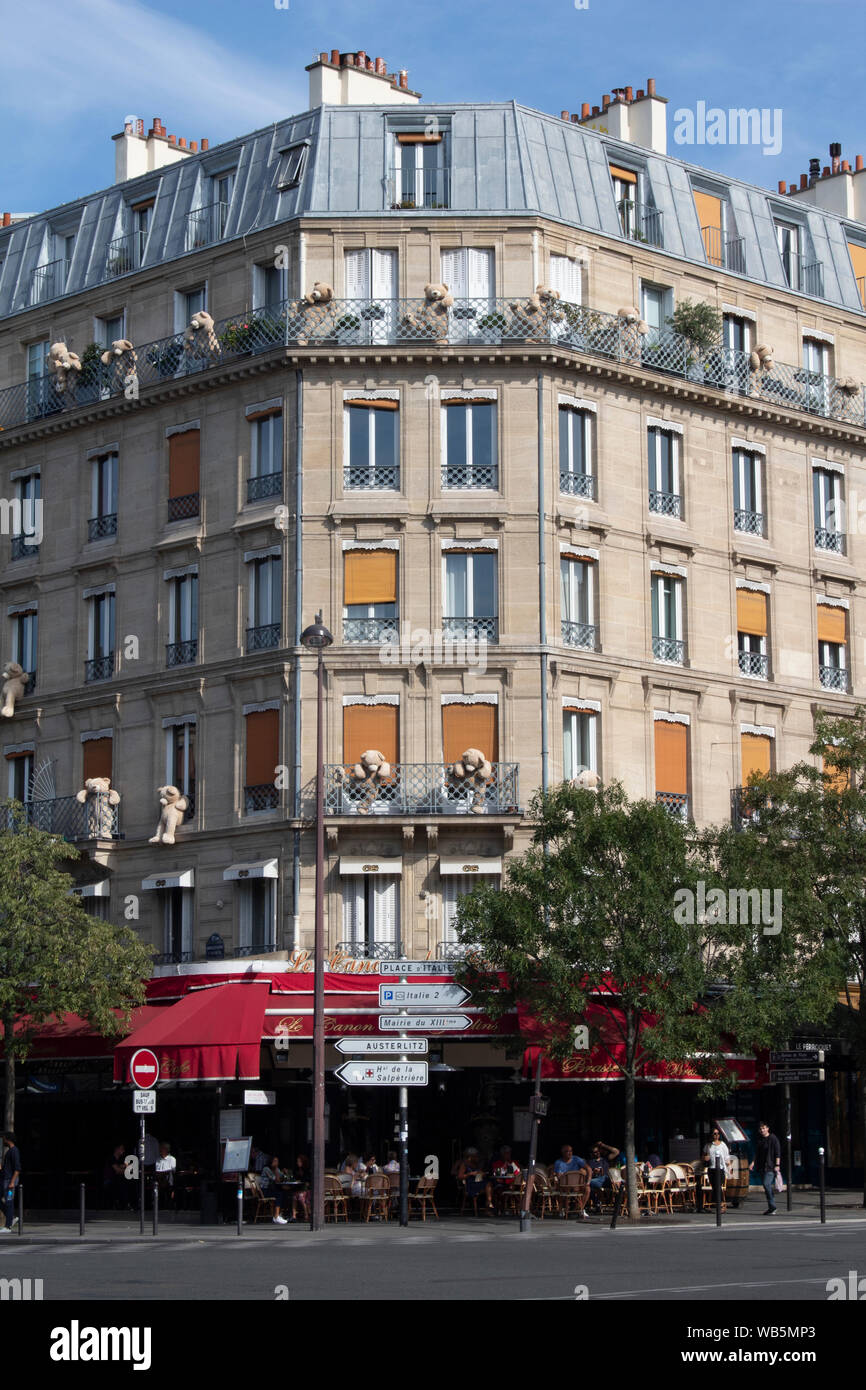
[858,277,866,311]
[442,616,497,643]
[782,253,824,297]
[343,617,399,645]
[10,535,39,560]
[88,513,117,542]
[617,198,664,247]
[105,231,147,279]
[559,471,596,500]
[731,785,767,830]
[167,493,200,524]
[386,168,451,211]
[701,227,746,274]
[561,620,598,651]
[649,490,683,520]
[324,762,520,817]
[653,636,686,664]
[31,258,69,304]
[15,793,121,841]
[656,791,689,819]
[344,464,400,491]
[738,650,769,680]
[246,623,281,652]
[244,784,279,813]
[246,472,282,503]
[820,665,848,692]
[184,201,230,251]
[1,298,863,436]
[335,940,402,960]
[442,463,498,490]
[815,527,844,554]
[734,508,764,537]
[166,638,198,668]
[84,654,114,683]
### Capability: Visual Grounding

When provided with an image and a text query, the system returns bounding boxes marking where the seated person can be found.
[455,1149,488,1208]
[553,1145,593,1217]
[384,1151,400,1174]
[364,1153,381,1176]
[489,1146,521,1210]
[260,1155,290,1224]
[103,1143,130,1211]
[290,1154,310,1218]
[588,1144,610,1211]
[155,1141,177,1196]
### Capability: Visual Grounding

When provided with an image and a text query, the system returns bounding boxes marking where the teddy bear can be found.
[447,747,494,813]
[1,662,29,717]
[574,768,600,792]
[75,776,121,837]
[749,343,775,372]
[284,283,336,344]
[401,283,454,343]
[183,310,220,362]
[336,749,392,814]
[615,306,650,364]
[510,285,563,341]
[149,785,189,844]
[835,375,860,396]
[100,338,138,393]
[47,342,83,396]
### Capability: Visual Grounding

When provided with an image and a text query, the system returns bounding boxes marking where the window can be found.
[441,397,498,489]
[212,172,234,239]
[247,555,281,649]
[253,264,286,314]
[559,406,595,498]
[77,892,110,922]
[244,709,279,811]
[96,315,124,350]
[817,604,847,691]
[442,702,498,765]
[440,875,492,947]
[563,707,597,780]
[732,449,764,536]
[162,889,193,963]
[848,240,866,309]
[802,337,832,415]
[611,163,662,246]
[166,721,196,817]
[776,221,822,295]
[647,426,681,518]
[11,610,37,692]
[443,549,498,642]
[440,248,494,336]
[741,732,772,783]
[167,429,200,522]
[11,473,40,559]
[6,750,33,803]
[693,189,744,273]
[89,451,118,541]
[175,287,206,335]
[736,589,769,680]
[86,591,115,682]
[651,574,685,664]
[238,879,277,955]
[343,549,397,644]
[560,554,596,650]
[82,737,112,783]
[344,249,397,343]
[132,201,153,266]
[342,875,399,957]
[391,131,449,210]
[344,398,399,490]
[549,254,581,306]
[654,718,689,818]
[343,703,399,771]
[813,466,844,554]
[276,143,308,191]
[166,573,198,667]
[248,412,283,502]
[719,314,752,395]
[640,285,672,348]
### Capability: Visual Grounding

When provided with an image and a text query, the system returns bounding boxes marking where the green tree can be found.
[666,299,722,355]
[0,803,153,1130]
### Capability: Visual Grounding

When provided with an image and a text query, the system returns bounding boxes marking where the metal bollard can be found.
[609,1183,625,1230]
[715,1170,723,1227]
[80,1183,86,1237]
[152,1182,159,1236]
[17,1184,23,1236]
[818,1147,826,1225]
[237,1184,244,1235]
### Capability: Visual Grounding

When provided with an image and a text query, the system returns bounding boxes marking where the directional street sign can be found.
[378,1014,473,1032]
[334,1061,429,1086]
[133,1090,156,1114]
[769,1068,825,1084]
[770,1051,825,1066]
[378,983,471,1009]
[334,1037,428,1055]
[379,961,456,976]
[129,1048,160,1089]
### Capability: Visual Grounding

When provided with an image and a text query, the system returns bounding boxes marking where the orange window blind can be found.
[848,243,866,305]
[693,190,722,233]
[741,733,771,782]
[245,710,279,786]
[442,703,499,765]
[168,430,200,499]
[344,398,399,410]
[396,132,442,145]
[822,750,850,793]
[344,549,397,606]
[817,604,846,645]
[343,704,398,768]
[609,164,637,184]
[82,738,113,783]
[654,720,688,795]
[736,589,767,637]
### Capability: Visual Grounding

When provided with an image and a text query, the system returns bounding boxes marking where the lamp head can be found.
[301,611,333,649]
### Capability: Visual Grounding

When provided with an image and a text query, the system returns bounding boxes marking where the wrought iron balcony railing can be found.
[88,513,117,542]
[184,201,230,251]
[15,793,121,841]
[820,665,848,692]
[649,490,683,519]
[1,298,863,435]
[435,941,481,961]
[343,617,399,645]
[442,615,498,643]
[233,942,277,958]
[738,650,769,679]
[31,258,70,303]
[386,168,451,211]
[656,790,689,819]
[344,464,400,491]
[105,231,148,278]
[731,785,768,830]
[653,636,686,664]
[815,527,844,554]
[441,463,498,489]
[10,535,39,560]
[701,226,746,274]
[167,493,199,523]
[246,623,281,651]
[85,653,114,683]
[335,940,402,960]
[246,471,282,503]
[166,638,198,667]
[734,508,764,537]
[782,253,824,297]
[617,198,664,247]
[244,784,280,813]
[323,762,520,817]
[559,471,597,500]
[561,620,598,651]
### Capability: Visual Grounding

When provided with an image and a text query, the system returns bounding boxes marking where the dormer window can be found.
[692,186,744,273]
[389,126,450,210]
[608,159,662,247]
[774,218,822,296]
[275,143,308,191]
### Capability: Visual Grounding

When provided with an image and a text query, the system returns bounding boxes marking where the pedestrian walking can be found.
[1,1133,21,1232]
[750,1122,782,1215]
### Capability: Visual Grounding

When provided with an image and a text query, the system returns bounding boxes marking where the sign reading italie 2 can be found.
[378,983,471,1008]
[129,1048,160,1089]
[335,1061,428,1087]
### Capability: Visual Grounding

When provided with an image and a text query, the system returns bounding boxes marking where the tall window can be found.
[648,427,681,518]
[163,889,193,963]
[732,449,764,536]
[440,248,494,320]
[212,172,234,238]
[651,574,685,664]
[741,731,772,784]
[26,341,50,419]
[247,555,281,650]
[166,721,196,816]
[342,875,399,958]
[167,573,198,667]
[441,397,497,489]
[238,879,277,955]
[343,549,398,644]
[244,709,279,811]
[559,406,594,498]
[817,604,848,692]
[549,254,581,305]
[344,398,399,490]
[253,263,286,313]
[654,718,689,818]
[12,610,37,693]
[248,412,283,502]
[86,592,115,682]
[560,555,596,650]
[96,315,124,350]
[344,249,397,342]
[563,707,597,780]
[89,451,118,540]
[6,751,33,803]
[813,466,844,554]
[640,284,671,348]
[167,429,200,522]
[11,473,40,559]
[736,588,769,680]
[610,163,638,236]
[132,201,153,266]
[341,703,400,813]
[391,132,449,210]
[775,220,800,287]
[802,337,832,414]
[443,550,498,642]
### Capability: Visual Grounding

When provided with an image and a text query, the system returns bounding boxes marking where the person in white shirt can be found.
[155,1141,177,1187]
[384,1152,400,1173]
[703,1128,731,1211]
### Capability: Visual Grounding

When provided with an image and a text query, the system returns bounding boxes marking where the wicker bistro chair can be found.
[323,1173,350,1222]
[604,1167,625,1213]
[531,1170,558,1220]
[408,1176,440,1221]
[665,1164,693,1212]
[698,1161,728,1213]
[498,1177,526,1218]
[248,1174,275,1223]
[361,1174,391,1222]
[557,1169,590,1218]
[639,1166,672,1215]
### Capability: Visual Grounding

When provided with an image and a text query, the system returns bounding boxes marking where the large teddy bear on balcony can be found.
[183,310,220,361]
[100,338,138,391]
[448,747,493,813]
[749,343,775,372]
[1,662,29,718]
[401,283,453,343]
[75,776,121,837]
[149,784,189,844]
[337,749,391,814]
[47,341,82,396]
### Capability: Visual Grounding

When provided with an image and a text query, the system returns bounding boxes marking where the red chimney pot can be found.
[646,78,656,96]
[856,155,864,172]
[376,57,386,74]
[2,213,10,227]
[331,48,340,64]
[592,105,600,117]
[822,166,831,177]
[625,85,633,101]
[636,89,644,99]
[178,137,187,149]
[777,180,786,193]
[190,141,198,152]
[201,138,209,151]
[399,70,408,88]
[581,102,590,119]
[602,94,611,109]
[800,173,808,188]
[168,134,176,145]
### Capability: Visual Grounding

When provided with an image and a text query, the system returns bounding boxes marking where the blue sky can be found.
[2,0,865,213]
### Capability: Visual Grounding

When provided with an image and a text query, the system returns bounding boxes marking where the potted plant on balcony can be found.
[78,342,105,402]
[145,339,183,377]
[334,312,362,345]
[220,319,256,355]
[477,309,508,344]
[666,299,722,381]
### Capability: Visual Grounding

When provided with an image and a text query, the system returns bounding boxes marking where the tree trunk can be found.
[624,1008,638,1218]
[2,1016,14,1133]
[860,1062,866,1211]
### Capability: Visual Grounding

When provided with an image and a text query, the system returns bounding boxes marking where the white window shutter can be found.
[371,249,396,300]
[441,877,459,942]
[345,250,369,301]
[467,248,493,299]
[343,876,365,948]
[441,248,467,299]
[550,254,580,303]
[373,877,398,945]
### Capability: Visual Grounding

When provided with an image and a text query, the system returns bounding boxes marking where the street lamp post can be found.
[301,613,333,1232]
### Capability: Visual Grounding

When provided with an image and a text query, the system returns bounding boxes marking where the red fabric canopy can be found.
[3,1006,165,1060]
[113,981,270,1082]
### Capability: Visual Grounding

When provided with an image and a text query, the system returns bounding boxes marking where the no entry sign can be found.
[129,1048,160,1089]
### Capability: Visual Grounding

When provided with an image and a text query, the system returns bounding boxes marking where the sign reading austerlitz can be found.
[378,1014,472,1032]
[334,1037,428,1055]
[335,1061,429,1086]
[378,983,471,1008]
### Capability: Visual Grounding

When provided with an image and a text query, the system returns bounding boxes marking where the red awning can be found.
[113,980,270,1083]
[3,1006,166,1060]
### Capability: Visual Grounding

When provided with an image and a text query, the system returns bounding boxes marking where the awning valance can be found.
[439,857,502,875]
[141,869,195,891]
[223,860,279,881]
[339,857,403,875]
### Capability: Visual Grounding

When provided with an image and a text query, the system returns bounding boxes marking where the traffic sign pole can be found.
[398,964,409,1228]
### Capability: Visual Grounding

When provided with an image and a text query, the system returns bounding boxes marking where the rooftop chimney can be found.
[577,76,667,155]
[112,113,192,183]
[306,47,420,105]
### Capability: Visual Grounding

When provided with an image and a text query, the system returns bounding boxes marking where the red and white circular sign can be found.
[129,1048,160,1089]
